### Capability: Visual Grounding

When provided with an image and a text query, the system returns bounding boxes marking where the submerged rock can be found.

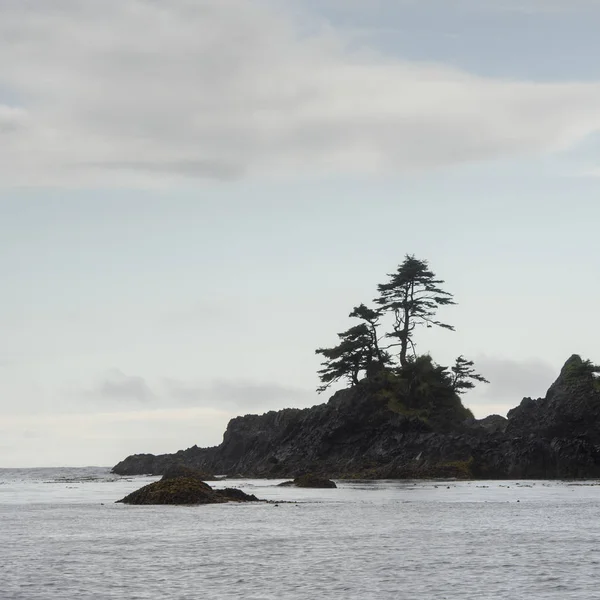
[278,474,337,488]
[116,477,259,505]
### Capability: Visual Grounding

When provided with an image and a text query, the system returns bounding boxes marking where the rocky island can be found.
[113,354,600,481]
[112,257,600,481]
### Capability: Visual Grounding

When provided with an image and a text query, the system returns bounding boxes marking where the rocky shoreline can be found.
[112,355,600,480]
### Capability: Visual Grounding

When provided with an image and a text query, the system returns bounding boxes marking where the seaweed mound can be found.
[161,464,218,482]
[279,474,337,488]
[116,477,259,505]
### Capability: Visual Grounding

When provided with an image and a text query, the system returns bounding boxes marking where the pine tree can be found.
[375,255,455,366]
[315,324,377,392]
[450,355,490,393]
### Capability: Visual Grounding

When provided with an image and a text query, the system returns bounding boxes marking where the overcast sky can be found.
[2,0,600,467]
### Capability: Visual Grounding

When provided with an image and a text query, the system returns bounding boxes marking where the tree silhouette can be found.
[315,324,377,392]
[375,255,455,366]
[450,356,490,393]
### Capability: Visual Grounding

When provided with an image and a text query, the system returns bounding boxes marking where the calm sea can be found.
[2,467,600,599]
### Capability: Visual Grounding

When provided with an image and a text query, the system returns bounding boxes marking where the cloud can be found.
[93,369,155,403]
[86,159,243,181]
[323,0,600,13]
[83,370,316,413]
[474,0,599,13]
[0,105,28,133]
[1,0,600,186]
[164,378,317,412]
[579,166,600,177]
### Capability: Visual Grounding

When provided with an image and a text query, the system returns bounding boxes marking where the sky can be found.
[2,0,600,467]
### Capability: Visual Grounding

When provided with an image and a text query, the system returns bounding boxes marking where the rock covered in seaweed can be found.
[116,477,259,505]
[278,474,337,488]
[160,463,218,482]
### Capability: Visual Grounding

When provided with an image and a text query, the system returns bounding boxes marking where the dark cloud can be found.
[84,371,316,413]
[94,370,155,403]
[164,378,317,412]
[85,159,244,181]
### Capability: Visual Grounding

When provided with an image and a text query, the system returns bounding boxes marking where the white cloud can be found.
[1,0,600,186]
[0,105,28,133]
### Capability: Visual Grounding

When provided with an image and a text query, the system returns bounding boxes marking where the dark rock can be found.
[216,488,259,502]
[293,474,337,488]
[277,475,337,488]
[116,477,260,505]
[474,414,508,434]
[112,445,216,476]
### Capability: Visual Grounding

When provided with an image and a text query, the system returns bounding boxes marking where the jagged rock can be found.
[474,415,508,434]
[217,487,259,501]
[507,355,600,441]
[116,477,259,505]
[112,445,215,476]
[112,356,600,480]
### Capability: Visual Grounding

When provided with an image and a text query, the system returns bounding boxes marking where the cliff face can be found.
[112,355,600,479]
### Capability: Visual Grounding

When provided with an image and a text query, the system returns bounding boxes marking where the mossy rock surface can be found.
[161,464,218,482]
[117,477,259,505]
[290,474,337,488]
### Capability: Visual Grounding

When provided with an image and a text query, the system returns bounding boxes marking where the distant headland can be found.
[112,256,600,479]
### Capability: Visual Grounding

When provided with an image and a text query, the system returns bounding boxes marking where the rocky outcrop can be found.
[112,355,600,480]
[110,447,215,476]
[279,474,337,488]
[116,474,259,505]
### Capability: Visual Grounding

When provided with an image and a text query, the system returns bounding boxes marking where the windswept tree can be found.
[450,356,489,393]
[375,255,455,367]
[348,304,389,373]
[315,324,377,392]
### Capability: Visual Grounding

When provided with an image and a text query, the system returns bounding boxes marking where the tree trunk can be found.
[399,307,410,367]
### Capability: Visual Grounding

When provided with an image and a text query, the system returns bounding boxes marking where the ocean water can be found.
[2,468,600,599]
